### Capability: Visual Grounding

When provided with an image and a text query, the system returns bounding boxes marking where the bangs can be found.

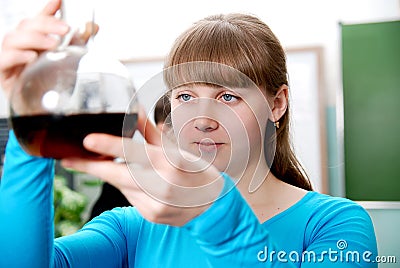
[163,61,255,90]
[164,15,269,90]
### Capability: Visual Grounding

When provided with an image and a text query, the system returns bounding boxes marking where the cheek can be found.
[235,106,267,151]
[170,106,193,146]
[174,123,192,144]
[170,107,182,132]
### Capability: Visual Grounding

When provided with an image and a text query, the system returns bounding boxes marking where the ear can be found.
[269,85,288,122]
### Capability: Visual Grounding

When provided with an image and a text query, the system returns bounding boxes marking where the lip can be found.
[194,141,224,152]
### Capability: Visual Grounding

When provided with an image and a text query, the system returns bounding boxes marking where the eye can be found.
[177,93,193,102]
[220,93,238,103]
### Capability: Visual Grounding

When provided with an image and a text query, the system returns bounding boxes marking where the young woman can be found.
[0,0,377,267]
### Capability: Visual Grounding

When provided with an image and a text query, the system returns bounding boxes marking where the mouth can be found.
[194,141,224,152]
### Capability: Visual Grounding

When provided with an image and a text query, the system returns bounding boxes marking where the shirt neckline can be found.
[261,191,317,225]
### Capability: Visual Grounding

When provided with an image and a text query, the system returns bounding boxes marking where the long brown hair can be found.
[164,13,312,191]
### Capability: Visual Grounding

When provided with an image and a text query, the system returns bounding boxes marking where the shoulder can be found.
[272,191,375,236]
[304,191,370,219]
[301,191,373,227]
[301,192,377,249]
[273,189,373,227]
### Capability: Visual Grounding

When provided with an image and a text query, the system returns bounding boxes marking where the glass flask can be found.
[9,0,138,159]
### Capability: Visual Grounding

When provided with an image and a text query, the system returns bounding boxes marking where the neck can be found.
[234,157,274,204]
[232,157,308,223]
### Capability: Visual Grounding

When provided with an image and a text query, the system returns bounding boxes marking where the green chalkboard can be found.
[342,20,400,201]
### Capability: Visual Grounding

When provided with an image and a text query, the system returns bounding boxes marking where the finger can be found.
[82,134,124,158]
[69,22,99,46]
[39,0,62,16]
[82,133,151,166]
[60,158,133,189]
[137,106,162,146]
[80,22,99,43]
[18,16,69,37]
[0,50,38,73]
[2,30,60,51]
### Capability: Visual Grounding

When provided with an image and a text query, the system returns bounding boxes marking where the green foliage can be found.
[53,175,88,237]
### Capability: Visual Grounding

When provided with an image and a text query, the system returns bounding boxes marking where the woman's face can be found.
[170,83,271,175]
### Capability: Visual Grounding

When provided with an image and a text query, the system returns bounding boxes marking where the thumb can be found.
[137,106,162,146]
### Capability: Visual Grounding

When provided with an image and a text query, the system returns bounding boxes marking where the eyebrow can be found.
[171,83,254,94]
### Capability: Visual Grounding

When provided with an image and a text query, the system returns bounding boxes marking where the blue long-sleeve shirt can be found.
[0,131,377,267]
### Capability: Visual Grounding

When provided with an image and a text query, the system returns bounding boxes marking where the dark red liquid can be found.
[11,113,137,159]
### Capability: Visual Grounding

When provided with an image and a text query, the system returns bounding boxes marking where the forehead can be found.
[164,61,256,91]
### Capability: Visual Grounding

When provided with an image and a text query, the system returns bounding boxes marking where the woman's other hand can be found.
[61,109,225,226]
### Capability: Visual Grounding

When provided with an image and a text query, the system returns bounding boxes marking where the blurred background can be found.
[0,0,399,265]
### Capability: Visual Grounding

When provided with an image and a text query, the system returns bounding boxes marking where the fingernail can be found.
[83,135,95,149]
[25,51,38,62]
[58,22,70,33]
[44,36,59,47]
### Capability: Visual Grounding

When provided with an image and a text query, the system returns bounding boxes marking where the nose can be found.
[193,117,219,132]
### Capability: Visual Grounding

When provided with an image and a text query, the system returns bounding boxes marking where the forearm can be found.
[0,131,55,268]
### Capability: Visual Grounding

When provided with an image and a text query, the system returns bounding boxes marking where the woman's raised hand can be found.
[61,110,225,226]
[0,0,98,98]
[0,0,69,98]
